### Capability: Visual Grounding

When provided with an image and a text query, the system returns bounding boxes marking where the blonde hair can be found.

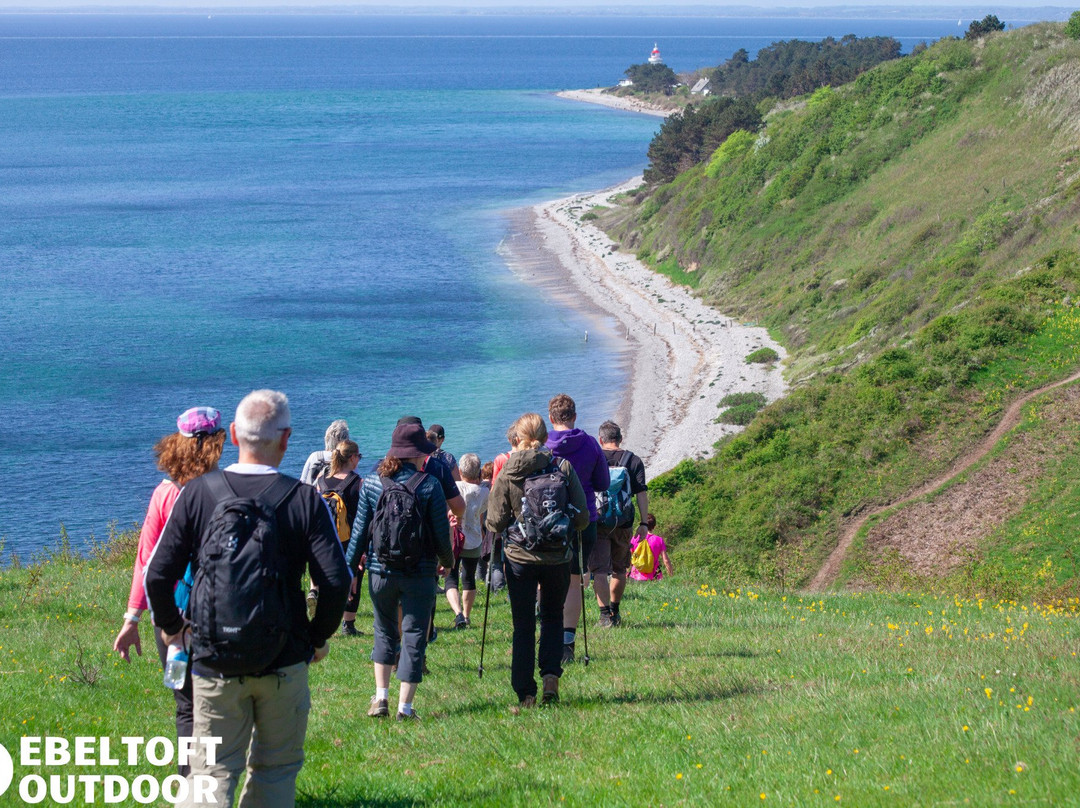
[155,431,226,487]
[510,413,547,450]
[329,440,360,476]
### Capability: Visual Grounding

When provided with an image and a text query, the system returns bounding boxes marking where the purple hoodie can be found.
[546,428,610,522]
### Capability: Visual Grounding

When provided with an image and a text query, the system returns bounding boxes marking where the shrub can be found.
[1065,10,1080,40]
[720,392,768,408]
[706,129,757,178]
[716,392,769,425]
[746,347,780,364]
[718,403,761,425]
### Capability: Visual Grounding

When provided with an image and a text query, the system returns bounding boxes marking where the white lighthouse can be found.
[648,43,663,65]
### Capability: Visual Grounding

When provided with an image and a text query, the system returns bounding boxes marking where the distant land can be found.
[0,5,1074,20]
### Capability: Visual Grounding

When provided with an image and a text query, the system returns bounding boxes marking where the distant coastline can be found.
[0,9,1070,22]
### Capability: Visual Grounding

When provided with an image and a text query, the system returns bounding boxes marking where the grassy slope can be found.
[1,549,1078,806]
[600,25,1080,594]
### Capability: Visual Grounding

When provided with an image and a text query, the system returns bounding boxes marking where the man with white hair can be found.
[146,389,350,807]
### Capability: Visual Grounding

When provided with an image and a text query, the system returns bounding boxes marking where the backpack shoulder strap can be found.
[617,450,631,468]
[404,471,428,494]
[260,474,300,512]
[203,469,236,503]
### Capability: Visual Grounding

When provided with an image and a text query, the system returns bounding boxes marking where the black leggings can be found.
[444,555,479,591]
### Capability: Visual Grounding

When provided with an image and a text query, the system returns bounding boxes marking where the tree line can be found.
[643,35,903,184]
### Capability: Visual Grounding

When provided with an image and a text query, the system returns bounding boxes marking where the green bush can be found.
[746,347,780,363]
[717,392,770,425]
[705,129,757,178]
[717,403,761,425]
[1065,10,1080,40]
[720,392,768,408]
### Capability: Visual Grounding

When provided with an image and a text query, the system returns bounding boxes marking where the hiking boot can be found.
[305,588,318,621]
[519,695,537,709]
[611,611,623,627]
[367,698,389,718]
[561,643,575,665]
[597,612,614,629]
[396,710,420,722]
[453,612,467,630]
[341,621,360,637]
[537,674,557,708]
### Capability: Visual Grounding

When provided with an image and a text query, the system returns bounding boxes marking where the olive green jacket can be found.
[485,447,589,565]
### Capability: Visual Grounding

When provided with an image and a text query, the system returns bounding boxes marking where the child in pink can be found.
[629,513,674,581]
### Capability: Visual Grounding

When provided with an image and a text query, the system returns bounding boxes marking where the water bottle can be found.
[163,641,188,690]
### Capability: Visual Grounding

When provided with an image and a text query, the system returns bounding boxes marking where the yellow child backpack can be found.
[631,535,655,576]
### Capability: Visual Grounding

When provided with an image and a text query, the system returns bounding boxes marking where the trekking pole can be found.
[478,538,495,679]
[578,531,590,666]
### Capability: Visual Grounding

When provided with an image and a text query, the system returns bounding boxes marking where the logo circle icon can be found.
[0,742,13,797]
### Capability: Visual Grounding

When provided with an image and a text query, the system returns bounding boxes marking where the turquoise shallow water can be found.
[0,13,972,553]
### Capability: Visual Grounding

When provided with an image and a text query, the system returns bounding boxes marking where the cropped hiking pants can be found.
[369,570,435,684]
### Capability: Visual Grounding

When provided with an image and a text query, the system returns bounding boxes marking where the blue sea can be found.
[0,12,975,555]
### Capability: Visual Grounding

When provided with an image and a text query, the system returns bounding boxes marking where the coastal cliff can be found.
[594,23,1080,595]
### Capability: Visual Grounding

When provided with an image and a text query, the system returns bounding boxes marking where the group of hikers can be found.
[112,389,673,806]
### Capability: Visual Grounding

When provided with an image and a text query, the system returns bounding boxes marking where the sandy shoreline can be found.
[556,89,675,119]
[503,178,786,478]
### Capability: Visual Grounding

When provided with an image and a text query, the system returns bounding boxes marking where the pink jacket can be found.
[127,479,180,611]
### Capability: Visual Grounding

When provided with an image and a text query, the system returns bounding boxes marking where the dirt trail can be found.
[808,369,1080,591]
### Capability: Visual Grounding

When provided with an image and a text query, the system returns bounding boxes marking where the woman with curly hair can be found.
[112,406,225,772]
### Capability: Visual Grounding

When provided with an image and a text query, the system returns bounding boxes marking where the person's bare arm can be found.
[634,491,649,541]
[661,550,674,577]
[446,494,466,521]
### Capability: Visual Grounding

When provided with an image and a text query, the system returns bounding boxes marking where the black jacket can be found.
[145,469,350,674]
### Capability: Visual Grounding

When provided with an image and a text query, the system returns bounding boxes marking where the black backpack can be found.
[509,462,574,552]
[369,472,428,571]
[189,471,298,677]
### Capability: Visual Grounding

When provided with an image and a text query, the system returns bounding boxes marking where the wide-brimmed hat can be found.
[177,406,223,438]
[388,423,437,458]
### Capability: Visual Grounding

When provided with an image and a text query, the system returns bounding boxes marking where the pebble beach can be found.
[504,176,787,477]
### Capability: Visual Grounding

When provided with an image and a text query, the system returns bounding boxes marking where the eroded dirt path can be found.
[808,369,1080,591]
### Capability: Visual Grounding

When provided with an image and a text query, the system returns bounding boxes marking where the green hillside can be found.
[599,23,1080,595]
